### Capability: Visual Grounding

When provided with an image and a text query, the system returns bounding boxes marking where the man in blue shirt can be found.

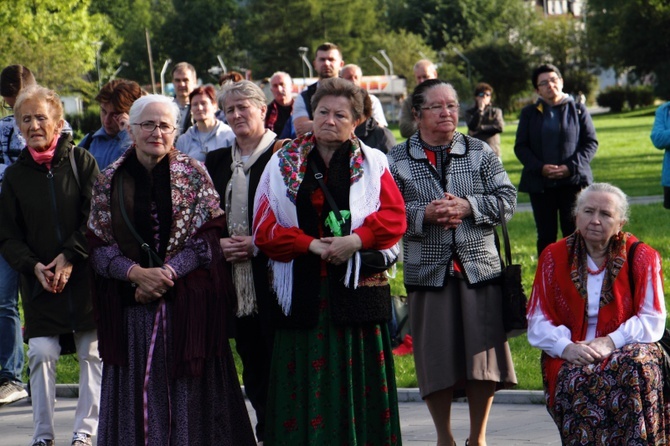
[79,79,143,170]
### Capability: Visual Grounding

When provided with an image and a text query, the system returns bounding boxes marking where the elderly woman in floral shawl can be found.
[253,78,406,445]
[87,94,255,446]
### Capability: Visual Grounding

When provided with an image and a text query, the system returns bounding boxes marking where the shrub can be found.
[627,85,655,109]
[597,86,627,112]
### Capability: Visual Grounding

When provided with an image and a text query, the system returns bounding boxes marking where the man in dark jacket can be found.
[514,64,598,255]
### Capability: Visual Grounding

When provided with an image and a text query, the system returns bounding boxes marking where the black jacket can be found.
[0,133,100,339]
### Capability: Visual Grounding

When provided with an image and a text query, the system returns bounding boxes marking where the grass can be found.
[39,106,669,389]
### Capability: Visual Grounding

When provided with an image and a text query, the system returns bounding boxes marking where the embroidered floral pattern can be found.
[89,147,222,259]
[265,282,401,445]
[276,133,365,205]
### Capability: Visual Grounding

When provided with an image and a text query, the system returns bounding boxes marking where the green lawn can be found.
[43,106,669,389]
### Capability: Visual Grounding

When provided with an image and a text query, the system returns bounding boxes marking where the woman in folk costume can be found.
[527,182,669,445]
[253,77,406,445]
[87,94,255,446]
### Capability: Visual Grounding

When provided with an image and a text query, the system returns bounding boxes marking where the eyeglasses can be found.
[133,121,176,134]
[537,76,561,88]
[420,103,460,115]
[477,92,491,97]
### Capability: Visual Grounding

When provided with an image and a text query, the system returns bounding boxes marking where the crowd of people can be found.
[0,40,668,446]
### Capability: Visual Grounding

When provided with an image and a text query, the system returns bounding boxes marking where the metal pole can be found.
[379,50,394,77]
[145,28,157,94]
[217,55,228,74]
[110,62,129,81]
[370,56,388,77]
[160,59,172,96]
[452,47,472,85]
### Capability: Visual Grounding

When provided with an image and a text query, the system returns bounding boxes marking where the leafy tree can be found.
[464,40,532,112]
[362,30,438,90]
[0,0,117,97]
[90,0,174,88]
[586,0,670,99]
[157,0,239,82]
[386,0,536,50]
[240,0,386,79]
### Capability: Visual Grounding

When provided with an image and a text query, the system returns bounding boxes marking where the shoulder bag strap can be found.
[495,196,512,267]
[116,176,164,267]
[69,146,80,189]
[308,156,343,220]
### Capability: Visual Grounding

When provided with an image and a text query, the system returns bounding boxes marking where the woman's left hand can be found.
[320,234,362,265]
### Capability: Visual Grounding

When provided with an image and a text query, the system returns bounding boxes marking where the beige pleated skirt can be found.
[409,276,517,399]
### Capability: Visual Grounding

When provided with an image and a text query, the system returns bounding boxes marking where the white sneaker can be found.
[0,379,28,405]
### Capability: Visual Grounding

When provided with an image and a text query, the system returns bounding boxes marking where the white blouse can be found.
[527,254,666,358]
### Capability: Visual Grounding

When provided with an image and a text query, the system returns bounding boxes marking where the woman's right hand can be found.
[128,266,174,304]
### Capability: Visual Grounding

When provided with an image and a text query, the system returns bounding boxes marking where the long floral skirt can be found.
[264,281,402,445]
[543,342,670,446]
[97,302,256,446]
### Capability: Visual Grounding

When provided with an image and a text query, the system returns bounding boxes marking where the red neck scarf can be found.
[27,135,60,169]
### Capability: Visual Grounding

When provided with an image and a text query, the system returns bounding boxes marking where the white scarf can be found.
[253,139,399,315]
[225,129,276,316]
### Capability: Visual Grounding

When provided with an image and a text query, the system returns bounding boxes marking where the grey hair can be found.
[411,80,459,119]
[573,183,630,223]
[220,80,267,111]
[270,71,292,84]
[128,94,180,137]
[340,64,362,77]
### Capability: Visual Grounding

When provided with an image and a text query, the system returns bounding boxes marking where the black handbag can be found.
[308,157,398,276]
[494,197,528,337]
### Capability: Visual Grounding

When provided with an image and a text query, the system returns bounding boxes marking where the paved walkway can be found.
[0,389,560,445]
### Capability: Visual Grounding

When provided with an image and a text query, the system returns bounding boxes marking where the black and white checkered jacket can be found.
[388,132,517,290]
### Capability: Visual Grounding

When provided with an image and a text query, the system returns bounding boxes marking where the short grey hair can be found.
[573,182,630,223]
[128,94,179,137]
[220,80,267,111]
[270,71,292,84]
[340,64,362,77]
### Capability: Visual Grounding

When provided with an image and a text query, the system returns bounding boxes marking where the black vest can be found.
[300,82,319,120]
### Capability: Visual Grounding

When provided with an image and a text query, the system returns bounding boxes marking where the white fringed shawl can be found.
[253,135,399,315]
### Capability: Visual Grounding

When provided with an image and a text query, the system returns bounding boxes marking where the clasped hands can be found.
[34,253,73,294]
[310,234,362,265]
[542,164,570,180]
[220,235,254,263]
[425,193,472,229]
[562,336,616,366]
[128,265,175,304]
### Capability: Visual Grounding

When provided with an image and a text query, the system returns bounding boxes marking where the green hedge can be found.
[597,85,655,112]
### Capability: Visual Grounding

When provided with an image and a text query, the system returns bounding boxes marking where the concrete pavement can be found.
[0,388,560,445]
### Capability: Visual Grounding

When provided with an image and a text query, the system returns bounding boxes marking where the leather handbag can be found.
[494,197,528,337]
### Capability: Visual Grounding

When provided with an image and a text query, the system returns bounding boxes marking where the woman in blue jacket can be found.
[514,64,598,256]
[651,101,670,208]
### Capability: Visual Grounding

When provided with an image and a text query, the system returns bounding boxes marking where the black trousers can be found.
[529,185,582,256]
[234,313,275,442]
